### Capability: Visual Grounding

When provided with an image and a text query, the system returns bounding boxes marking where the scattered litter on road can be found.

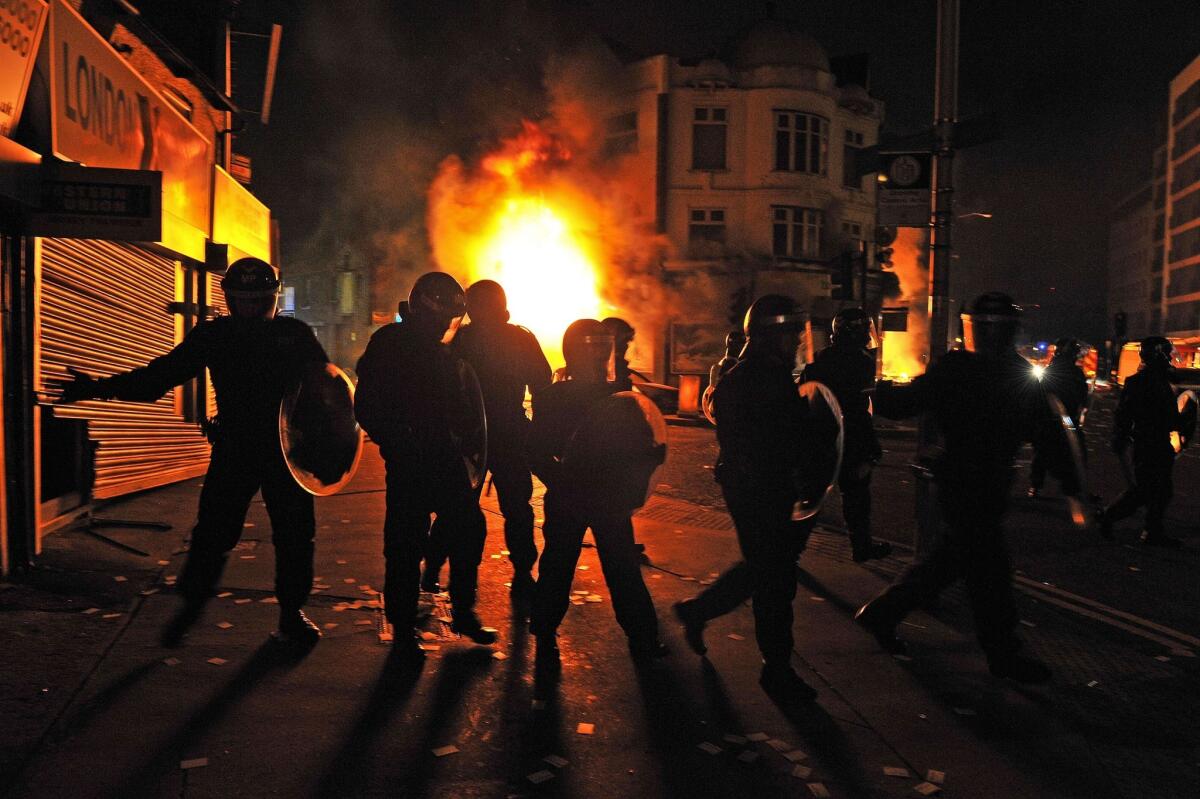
[783,750,808,762]
[727,633,745,641]
[141,589,159,596]
[745,733,769,742]
[893,654,913,662]
[1087,680,1100,687]
[82,608,99,615]
[1127,565,1140,572]
[1155,655,1171,662]
[492,651,508,661]
[343,578,357,584]
[490,554,501,559]
[807,783,829,797]
[355,620,373,626]
[527,770,555,784]
[926,769,945,784]
[651,573,662,579]
[722,734,747,745]
[243,523,255,528]
[914,782,942,795]
[952,707,976,716]
[680,576,697,582]
[419,644,440,651]
[217,592,233,598]
[737,751,760,763]
[239,555,256,560]
[102,613,121,619]
[576,723,594,735]
[577,565,589,571]
[157,560,170,566]
[313,584,332,590]
[420,631,438,641]
[1019,619,1036,627]
[431,745,459,757]
[901,621,926,629]
[766,739,792,752]
[163,657,181,666]
[791,765,812,779]
[206,658,227,666]
[1170,649,1195,658]
[585,595,603,603]
[113,576,127,583]
[809,596,825,602]
[697,742,722,755]
[324,623,338,630]
[573,590,589,595]
[216,621,233,630]
[336,559,348,565]
[235,598,252,604]
[884,766,910,777]
[543,755,568,768]
[180,758,208,769]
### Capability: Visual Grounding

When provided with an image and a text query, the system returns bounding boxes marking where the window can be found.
[605,111,638,157]
[692,107,727,170]
[688,208,726,257]
[842,129,864,188]
[773,207,824,259]
[774,111,828,174]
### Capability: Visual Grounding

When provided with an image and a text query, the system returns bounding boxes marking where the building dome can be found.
[733,20,830,72]
[690,58,734,86]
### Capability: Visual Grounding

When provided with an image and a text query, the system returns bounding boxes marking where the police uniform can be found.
[528,379,660,651]
[85,314,328,614]
[424,321,551,584]
[355,320,489,634]
[1030,354,1088,492]
[1102,365,1181,543]
[801,344,883,559]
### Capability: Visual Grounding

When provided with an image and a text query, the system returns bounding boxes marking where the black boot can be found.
[759,661,817,703]
[988,652,1051,684]
[535,635,561,678]
[852,540,893,563]
[272,609,322,648]
[450,612,498,645]
[160,598,205,648]
[420,567,442,594]
[628,635,669,662]
[854,600,907,655]
[510,570,535,600]
[672,600,707,656]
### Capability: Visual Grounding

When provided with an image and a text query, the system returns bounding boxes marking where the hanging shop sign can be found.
[45,0,211,258]
[212,165,269,263]
[24,160,160,240]
[877,151,932,228]
[0,0,48,136]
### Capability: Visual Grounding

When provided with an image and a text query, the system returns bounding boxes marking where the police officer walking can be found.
[801,307,892,562]
[1100,336,1184,547]
[529,319,667,678]
[1028,337,1089,498]
[673,295,819,703]
[57,258,328,648]
[422,280,552,600]
[854,293,1060,683]
[355,272,497,658]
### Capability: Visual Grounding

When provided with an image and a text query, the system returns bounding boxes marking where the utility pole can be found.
[928,0,959,358]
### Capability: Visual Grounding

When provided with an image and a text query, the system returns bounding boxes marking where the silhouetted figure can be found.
[673,294,819,703]
[421,280,552,601]
[1100,336,1184,547]
[855,293,1058,683]
[355,272,497,660]
[56,258,327,648]
[602,316,636,392]
[529,319,667,678]
[1028,337,1089,497]
[801,307,892,562]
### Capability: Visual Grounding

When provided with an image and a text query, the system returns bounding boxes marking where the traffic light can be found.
[875,244,894,268]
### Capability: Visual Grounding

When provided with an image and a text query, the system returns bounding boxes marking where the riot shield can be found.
[794,381,844,521]
[1174,390,1197,452]
[279,363,364,496]
[701,383,717,425]
[1044,392,1091,528]
[448,359,489,490]
[560,390,668,518]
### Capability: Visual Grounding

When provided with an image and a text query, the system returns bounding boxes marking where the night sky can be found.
[229,0,1200,343]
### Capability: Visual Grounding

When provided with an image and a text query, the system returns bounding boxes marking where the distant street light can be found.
[957,211,993,219]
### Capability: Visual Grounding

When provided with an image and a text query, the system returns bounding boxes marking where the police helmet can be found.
[831,307,877,349]
[562,319,613,374]
[221,258,280,298]
[601,317,635,348]
[408,272,467,321]
[1140,336,1173,366]
[743,294,805,337]
[961,292,1020,355]
[1053,337,1082,362]
[465,279,509,324]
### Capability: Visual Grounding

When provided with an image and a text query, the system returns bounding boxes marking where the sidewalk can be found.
[1,444,1196,798]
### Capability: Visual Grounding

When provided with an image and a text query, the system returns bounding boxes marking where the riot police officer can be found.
[710,330,746,387]
[529,319,667,677]
[1028,337,1089,497]
[56,258,328,648]
[1100,336,1184,547]
[854,293,1059,683]
[356,272,497,658]
[801,307,892,562]
[422,280,552,599]
[673,295,818,703]
[602,316,637,392]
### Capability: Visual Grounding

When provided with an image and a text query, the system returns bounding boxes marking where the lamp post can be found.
[928,0,960,360]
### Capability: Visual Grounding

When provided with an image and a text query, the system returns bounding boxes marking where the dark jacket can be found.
[93,315,327,440]
[451,322,551,454]
[1114,366,1180,458]
[1042,356,1089,422]
[712,350,804,494]
[528,380,616,490]
[801,344,881,466]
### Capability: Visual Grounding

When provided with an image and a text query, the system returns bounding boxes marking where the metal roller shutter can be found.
[39,238,211,499]
[205,271,229,420]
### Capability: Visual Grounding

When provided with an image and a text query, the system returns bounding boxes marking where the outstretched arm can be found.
[56,326,209,404]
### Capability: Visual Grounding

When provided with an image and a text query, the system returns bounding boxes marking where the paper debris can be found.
[82,608,100,615]
[314,584,332,590]
[243,522,255,528]
[577,565,589,571]
[697,742,722,755]
[543,754,568,768]
[1155,655,1171,662]
[745,733,769,742]
[113,576,128,583]
[807,783,830,798]
[1087,679,1100,687]
[766,738,792,752]
[490,554,501,559]
[217,592,233,598]
[492,651,509,661]
[239,555,256,560]
[235,598,252,605]
[783,749,809,763]
[531,699,546,710]
[180,758,208,769]
[809,596,825,602]
[901,621,927,629]
[140,588,160,596]
[651,573,662,579]
[893,654,913,662]
[573,589,589,595]
[1128,565,1140,572]
[727,633,745,641]
[737,751,760,763]
[723,734,748,745]
[926,769,945,784]
[585,595,603,603]
[420,631,438,641]
[576,723,595,735]
[340,519,350,524]
[419,644,441,651]
[527,770,555,784]
[914,782,942,796]
[163,657,181,666]
[336,559,348,565]
[1170,648,1195,658]
[571,600,584,605]
[358,585,372,592]
[791,765,813,779]
[883,766,910,778]
[952,707,976,716]
[431,745,459,757]
[324,623,338,630]
[343,578,357,584]
[157,560,170,566]
[1019,619,1036,627]
[102,613,121,619]
[216,622,233,630]
[206,657,227,666]
[355,619,373,626]
[680,576,697,582]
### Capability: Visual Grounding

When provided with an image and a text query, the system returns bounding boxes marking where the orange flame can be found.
[880,227,929,381]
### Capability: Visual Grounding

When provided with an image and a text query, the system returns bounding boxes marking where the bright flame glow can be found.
[1031,364,1046,381]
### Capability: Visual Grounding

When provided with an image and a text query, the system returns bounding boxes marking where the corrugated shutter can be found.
[204,272,228,419]
[39,239,211,499]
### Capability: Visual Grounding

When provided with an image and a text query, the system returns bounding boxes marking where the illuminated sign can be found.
[25,161,161,240]
[0,0,48,136]
[46,0,211,258]
[212,165,269,262]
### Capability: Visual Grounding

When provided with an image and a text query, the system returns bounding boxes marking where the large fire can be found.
[880,227,929,381]
[428,122,619,365]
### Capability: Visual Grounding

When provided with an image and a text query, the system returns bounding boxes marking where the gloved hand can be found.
[56,367,100,404]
